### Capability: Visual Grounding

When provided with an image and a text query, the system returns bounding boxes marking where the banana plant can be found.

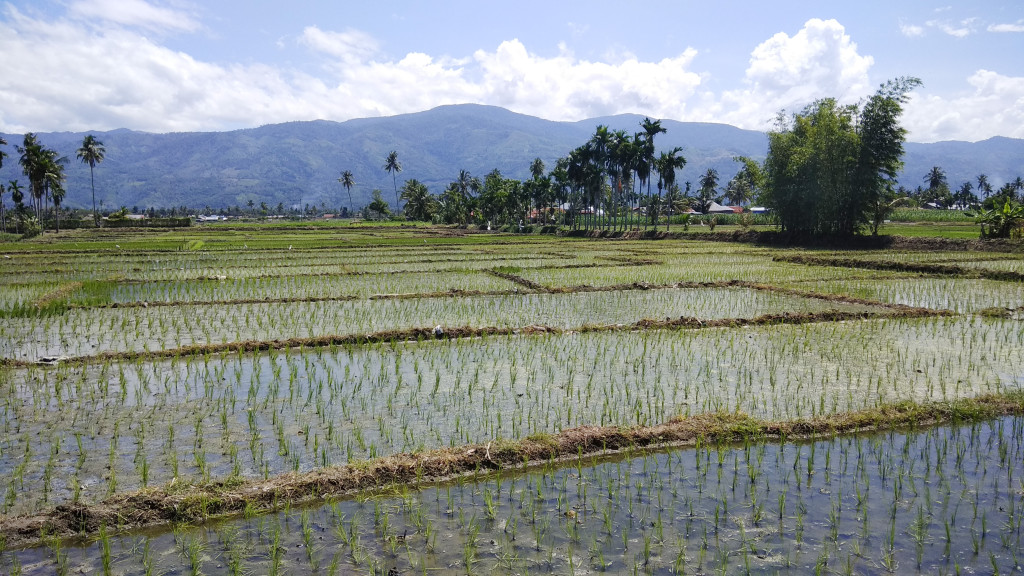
[968,200,1024,239]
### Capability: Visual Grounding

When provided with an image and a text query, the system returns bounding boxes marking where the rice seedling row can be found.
[5,415,1022,575]
[1,315,1020,516]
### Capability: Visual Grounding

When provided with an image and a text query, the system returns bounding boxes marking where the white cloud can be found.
[68,0,199,32]
[0,5,319,133]
[988,21,1024,33]
[710,19,874,129]
[926,18,977,38]
[0,4,705,132]
[300,26,381,66]
[0,4,1019,143]
[900,23,925,37]
[471,41,702,120]
[903,70,1024,142]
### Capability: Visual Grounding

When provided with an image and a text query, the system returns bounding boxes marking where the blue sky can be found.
[0,0,1021,141]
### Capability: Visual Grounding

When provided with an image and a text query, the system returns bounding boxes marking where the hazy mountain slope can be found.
[0,104,1019,209]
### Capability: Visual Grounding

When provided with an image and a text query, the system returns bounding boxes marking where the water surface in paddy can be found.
[6,417,1022,575]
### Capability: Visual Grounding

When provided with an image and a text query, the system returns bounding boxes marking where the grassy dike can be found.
[2,392,1022,548]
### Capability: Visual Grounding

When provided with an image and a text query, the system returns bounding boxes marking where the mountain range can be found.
[1,104,1021,210]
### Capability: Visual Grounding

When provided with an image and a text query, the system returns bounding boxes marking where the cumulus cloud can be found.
[710,19,874,129]
[0,5,321,133]
[0,3,1019,143]
[471,41,702,120]
[903,70,1024,142]
[0,4,704,132]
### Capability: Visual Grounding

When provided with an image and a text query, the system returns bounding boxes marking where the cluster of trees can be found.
[759,78,922,236]
[757,76,1024,237]
[0,133,105,235]
[340,121,707,230]
[907,166,1024,210]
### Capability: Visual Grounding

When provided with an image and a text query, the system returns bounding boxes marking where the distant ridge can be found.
[1,104,1020,209]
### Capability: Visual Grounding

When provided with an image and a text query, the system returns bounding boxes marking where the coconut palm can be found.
[43,153,67,232]
[400,179,433,221]
[17,133,46,222]
[76,135,105,227]
[697,168,720,213]
[383,151,402,211]
[338,170,355,216]
[976,174,992,199]
[607,130,635,230]
[655,147,686,230]
[924,166,948,193]
[640,118,666,227]
[0,137,6,232]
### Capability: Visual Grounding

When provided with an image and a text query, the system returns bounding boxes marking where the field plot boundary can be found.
[1,305,947,367]
[775,254,1024,282]
[2,392,1020,548]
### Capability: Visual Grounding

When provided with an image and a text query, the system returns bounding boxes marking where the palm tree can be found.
[18,133,45,223]
[338,170,355,216]
[400,179,433,221]
[976,174,992,199]
[44,153,67,232]
[383,151,402,211]
[924,166,947,192]
[0,181,6,233]
[0,137,7,232]
[6,180,23,232]
[698,168,720,213]
[530,158,545,180]
[608,130,634,230]
[528,158,547,222]
[588,126,613,229]
[640,118,666,228]
[655,147,686,230]
[76,135,105,227]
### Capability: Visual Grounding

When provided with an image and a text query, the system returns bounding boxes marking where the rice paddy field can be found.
[1,224,1023,575]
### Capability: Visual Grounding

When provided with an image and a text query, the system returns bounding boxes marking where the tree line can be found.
[0,133,105,236]
[340,120,768,231]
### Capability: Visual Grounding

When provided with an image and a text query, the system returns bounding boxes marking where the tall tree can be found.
[44,152,67,232]
[953,181,977,209]
[0,137,6,232]
[697,168,720,213]
[655,147,686,230]
[976,174,993,199]
[17,133,46,223]
[923,166,949,205]
[527,158,550,223]
[763,77,920,235]
[529,158,545,180]
[608,130,635,230]
[399,179,433,221]
[338,170,355,215]
[640,118,666,228]
[383,151,402,212]
[76,135,105,227]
